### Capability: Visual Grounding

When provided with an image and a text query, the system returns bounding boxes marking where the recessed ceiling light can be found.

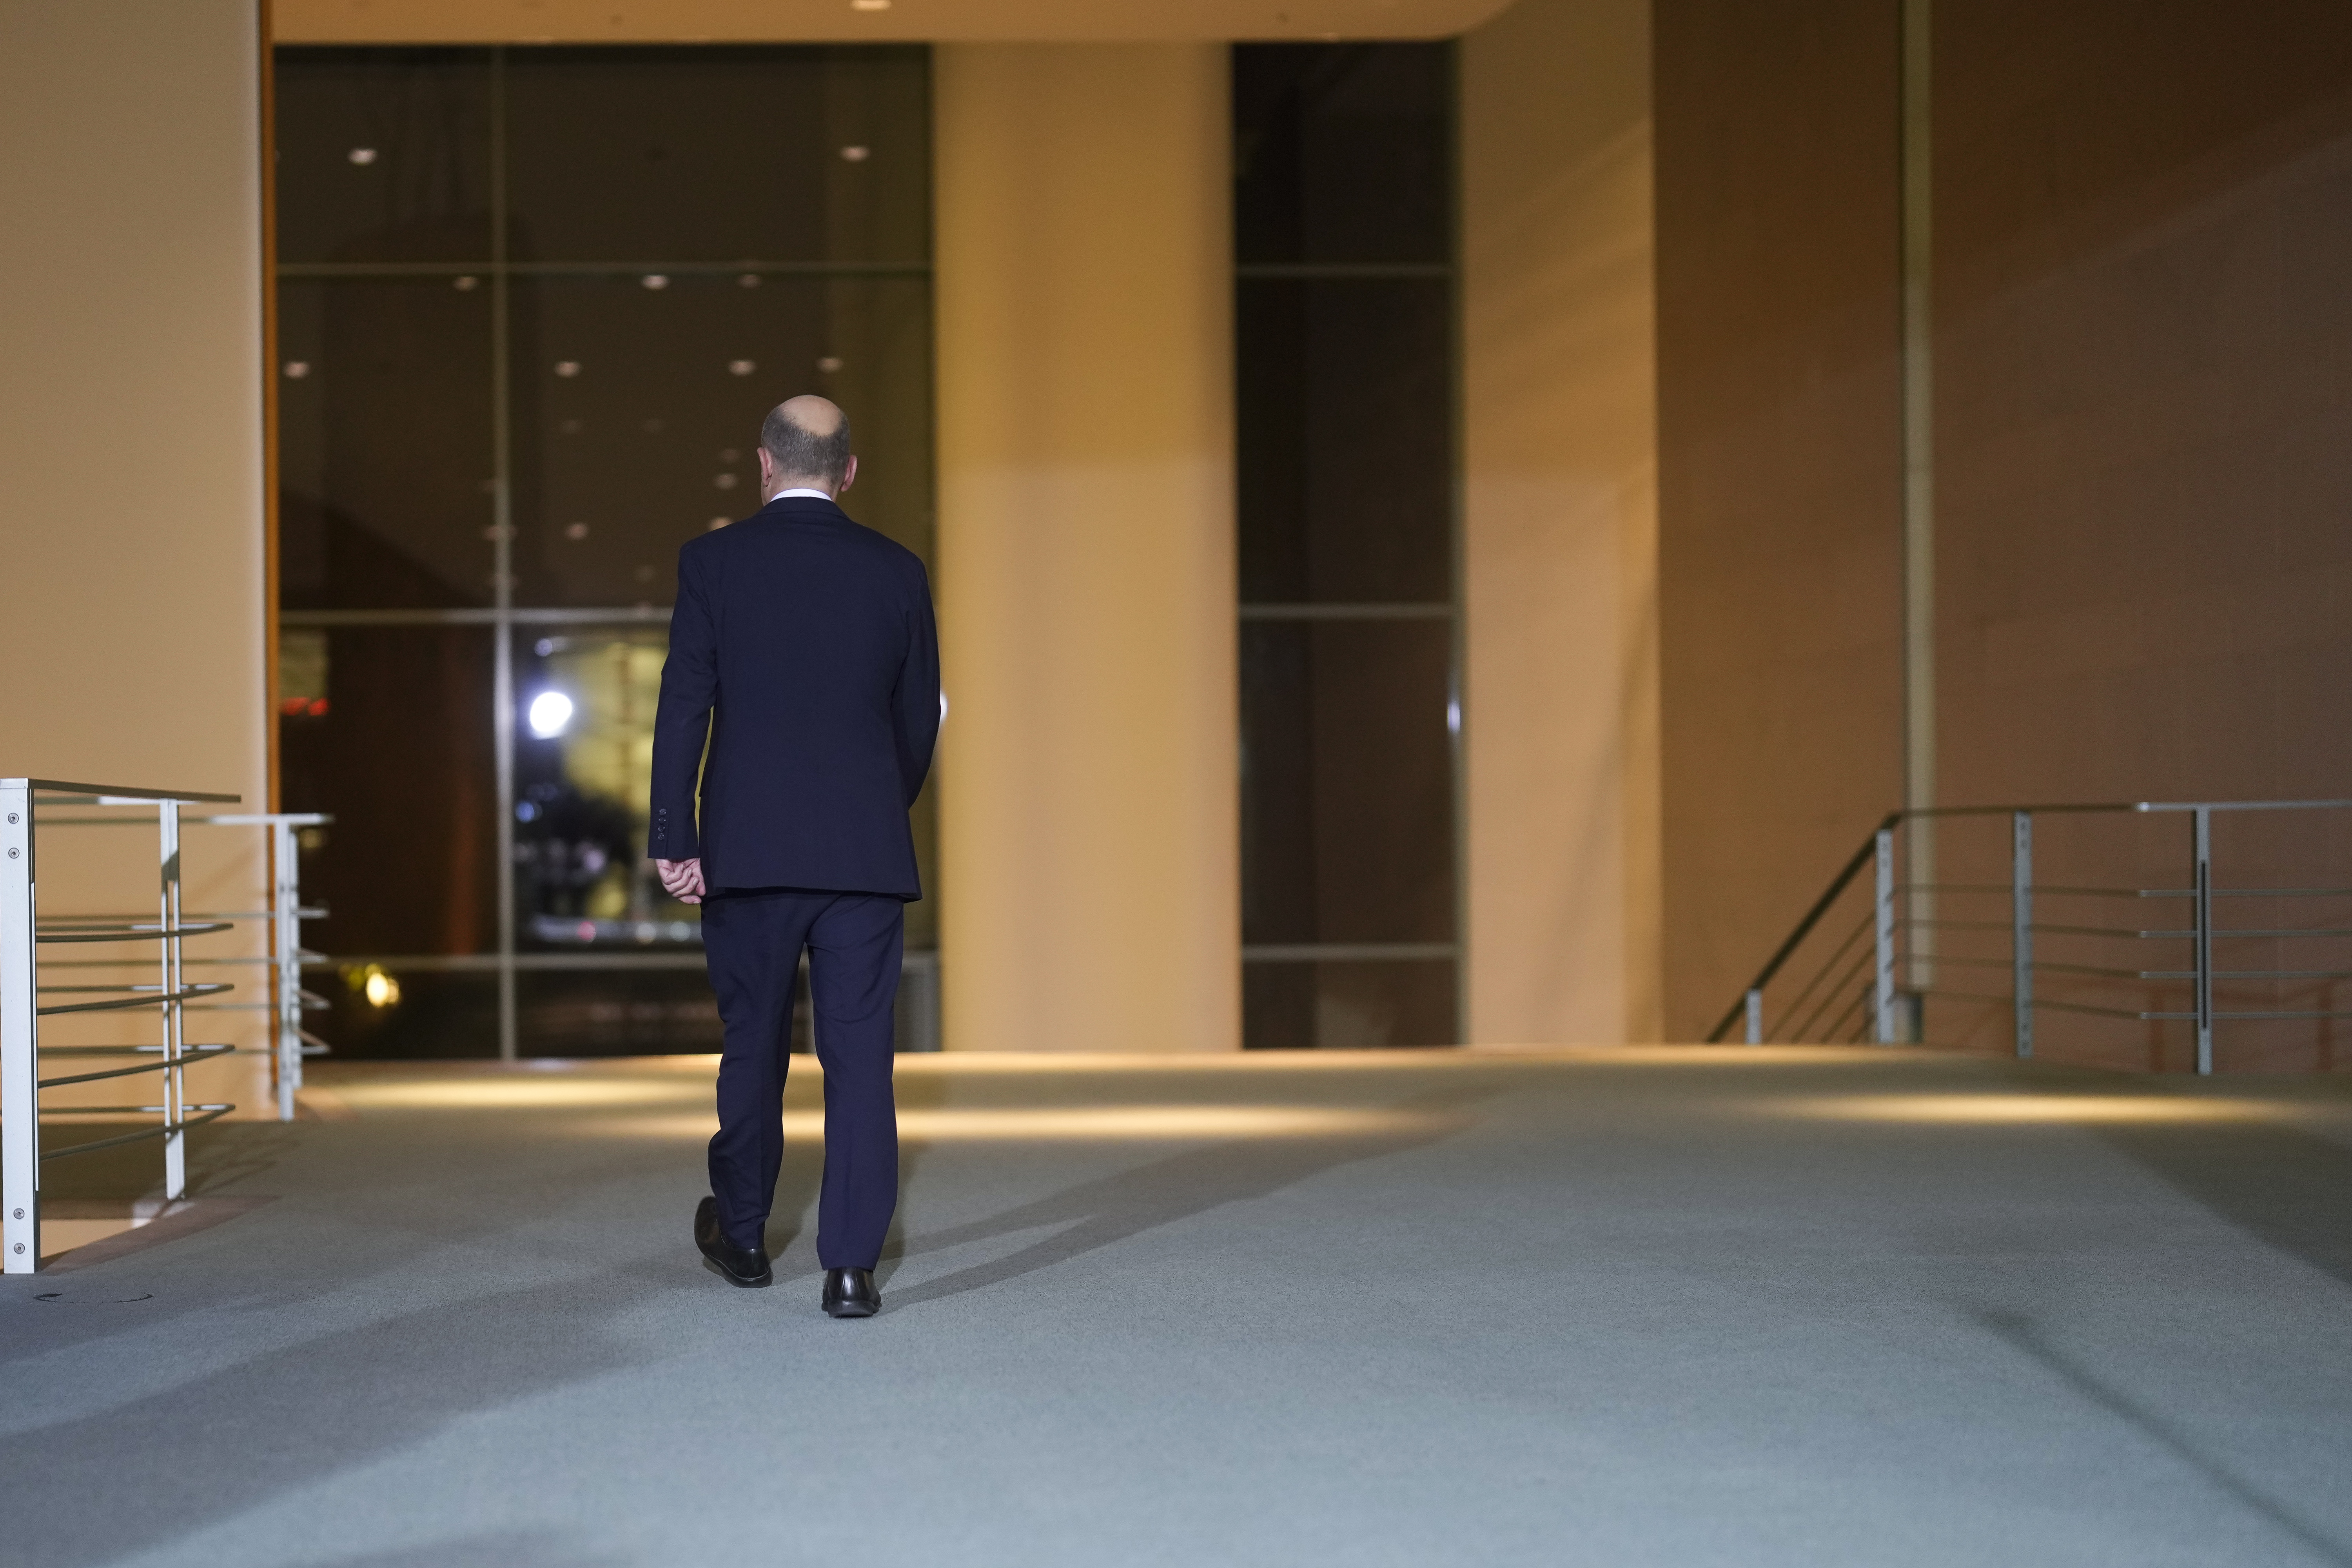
[554,360,581,377]
[840,145,871,162]
[817,356,843,373]
[728,359,756,376]
[708,517,731,530]
[347,147,377,165]
[737,273,761,289]
[282,360,311,379]
[851,0,890,11]
[641,274,670,290]
[565,522,590,540]
[453,275,479,291]
[713,473,739,490]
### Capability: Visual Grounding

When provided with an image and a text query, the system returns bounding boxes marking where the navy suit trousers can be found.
[701,888,902,1268]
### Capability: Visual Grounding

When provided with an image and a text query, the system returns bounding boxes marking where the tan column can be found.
[0,2,270,1100]
[1460,0,1662,1043]
[934,45,1238,1052]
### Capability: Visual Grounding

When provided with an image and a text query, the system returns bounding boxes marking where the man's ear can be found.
[838,454,858,495]
[757,446,777,490]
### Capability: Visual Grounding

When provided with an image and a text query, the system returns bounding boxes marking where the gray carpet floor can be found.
[7,1045,2352,1568]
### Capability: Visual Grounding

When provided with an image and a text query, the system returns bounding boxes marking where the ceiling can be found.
[272,0,1521,44]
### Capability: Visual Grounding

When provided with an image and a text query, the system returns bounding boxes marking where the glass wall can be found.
[1233,44,1461,1047]
[275,45,937,1058]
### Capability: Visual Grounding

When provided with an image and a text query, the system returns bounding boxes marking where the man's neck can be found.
[767,485,835,504]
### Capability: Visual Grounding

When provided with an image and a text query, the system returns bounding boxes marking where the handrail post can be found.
[2192,806,2214,1075]
[273,817,301,1121]
[2,783,38,1272]
[160,799,185,1200]
[2011,809,2033,1058]
[1873,827,1897,1044]
[1743,987,1764,1045]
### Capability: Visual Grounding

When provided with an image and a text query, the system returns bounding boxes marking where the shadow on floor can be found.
[0,1267,668,1568]
[874,1087,1493,1310]
[1975,1308,2352,1566]
[2098,1120,2352,1289]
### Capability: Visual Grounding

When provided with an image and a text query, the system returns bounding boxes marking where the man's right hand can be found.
[655,857,706,905]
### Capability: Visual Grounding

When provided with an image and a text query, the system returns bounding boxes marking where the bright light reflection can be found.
[595,1106,1437,1142]
[527,690,573,738]
[1768,1094,2282,1125]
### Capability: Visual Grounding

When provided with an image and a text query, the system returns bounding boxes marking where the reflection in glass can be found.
[279,627,499,956]
[1241,621,1455,947]
[1234,44,1452,266]
[1244,961,1456,1049]
[274,47,494,265]
[505,46,929,265]
[1237,278,1452,604]
[520,970,728,1057]
[278,279,494,610]
[512,275,933,606]
[314,969,501,1060]
[515,628,691,949]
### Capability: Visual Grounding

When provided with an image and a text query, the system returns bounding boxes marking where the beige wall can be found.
[1929,0,2352,1072]
[934,45,1240,1051]
[1461,0,1661,1044]
[1653,0,1905,1042]
[0,1,273,1109]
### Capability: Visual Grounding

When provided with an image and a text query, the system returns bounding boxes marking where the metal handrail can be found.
[1710,798,2352,1073]
[3,782,332,1274]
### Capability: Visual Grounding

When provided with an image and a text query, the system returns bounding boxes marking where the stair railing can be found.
[1709,799,2352,1074]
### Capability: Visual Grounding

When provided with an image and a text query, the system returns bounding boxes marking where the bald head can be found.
[759,395,855,497]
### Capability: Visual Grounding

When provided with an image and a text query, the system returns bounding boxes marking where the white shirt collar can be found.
[773,487,834,502]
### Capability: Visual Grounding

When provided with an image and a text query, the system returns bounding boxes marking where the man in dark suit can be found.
[648,394,939,1318]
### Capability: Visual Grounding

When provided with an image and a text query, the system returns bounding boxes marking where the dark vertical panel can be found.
[1236,279,1452,604]
[1234,42,1458,1048]
[512,275,932,606]
[273,47,493,265]
[1243,961,1456,1049]
[1241,621,1455,946]
[1235,44,1451,265]
[279,626,499,957]
[278,278,495,609]
[503,46,928,265]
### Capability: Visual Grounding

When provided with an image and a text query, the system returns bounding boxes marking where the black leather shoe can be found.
[695,1197,772,1288]
[822,1266,880,1318]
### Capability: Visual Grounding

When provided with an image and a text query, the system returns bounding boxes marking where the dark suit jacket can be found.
[646,494,939,898]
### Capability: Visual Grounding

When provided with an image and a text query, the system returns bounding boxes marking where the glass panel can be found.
[317,970,501,1060]
[281,626,499,956]
[505,46,929,265]
[274,47,494,265]
[514,624,938,954]
[515,625,694,950]
[1237,278,1452,604]
[512,274,933,606]
[1241,620,1455,946]
[519,968,726,1057]
[278,278,495,610]
[1244,961,1455,1048]
[1234,44,1452,266]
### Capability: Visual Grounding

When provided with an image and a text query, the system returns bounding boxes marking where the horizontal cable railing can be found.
[1,780,332,1274]
[1710,799,2352,1073]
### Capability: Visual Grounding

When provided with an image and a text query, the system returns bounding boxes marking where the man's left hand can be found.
[655,857,706,905]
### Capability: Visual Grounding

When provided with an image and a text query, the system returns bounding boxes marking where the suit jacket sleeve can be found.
[893,556,942,809]
[648,544,717,861]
